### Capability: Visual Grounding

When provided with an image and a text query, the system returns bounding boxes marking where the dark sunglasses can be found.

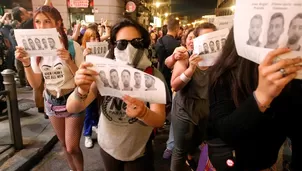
[115,38,144,50]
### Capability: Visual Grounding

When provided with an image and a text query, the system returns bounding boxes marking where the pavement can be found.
[31,128,176,171]
[0,86,182,171]
[0,87,58,171]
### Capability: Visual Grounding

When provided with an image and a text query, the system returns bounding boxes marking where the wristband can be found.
[74,87,89,101]
[253,91,270,109]
[24,64,31,68]
[179,73,191,83]
[138,106,149,121]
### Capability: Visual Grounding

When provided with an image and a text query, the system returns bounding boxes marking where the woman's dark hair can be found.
[194,22,217,37]
[208,27,258,106]
[181,28,194,47]
[33,5,68,50]
[107,17,150,59]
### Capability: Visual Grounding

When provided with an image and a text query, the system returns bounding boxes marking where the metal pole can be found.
[1,69,23,150]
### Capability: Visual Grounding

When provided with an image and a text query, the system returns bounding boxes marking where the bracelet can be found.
[179,73,191,83]
[138,106,149,121]
[24,64,31,68]
[253,91,270,109]
[74,87,89,101]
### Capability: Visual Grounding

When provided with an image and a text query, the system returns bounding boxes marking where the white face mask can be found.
[114,43,151,70]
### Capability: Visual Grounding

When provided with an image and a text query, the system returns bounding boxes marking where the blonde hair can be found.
[82,28,97,48]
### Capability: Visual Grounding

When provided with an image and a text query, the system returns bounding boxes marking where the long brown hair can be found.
[33,5,68,50]
[208,27,258,106]
[33,5,69,64]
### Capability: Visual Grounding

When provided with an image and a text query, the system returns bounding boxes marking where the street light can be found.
[175,17,179,20]
[164,13,169,17]
[155,2,161,8]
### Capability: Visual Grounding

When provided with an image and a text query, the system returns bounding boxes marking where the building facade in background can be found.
[2,0,171,29]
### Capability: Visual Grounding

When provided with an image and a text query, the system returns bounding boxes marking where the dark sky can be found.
[172,0,217,20]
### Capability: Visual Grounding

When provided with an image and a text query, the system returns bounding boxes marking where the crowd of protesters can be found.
[0,2,300,171]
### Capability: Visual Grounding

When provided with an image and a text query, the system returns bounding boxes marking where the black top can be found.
[207,79,302,171]
[20,18,34,29]
[155,34,180,95]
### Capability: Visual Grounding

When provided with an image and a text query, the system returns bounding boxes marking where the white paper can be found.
[234,0,302,79]
[193,28,230,66]
[14,28,62,56]
[86,42,109,57]
[213,15,234,30]
[86,55,167,104]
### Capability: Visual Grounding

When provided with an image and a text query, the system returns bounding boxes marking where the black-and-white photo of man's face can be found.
[266,13,284,48]
[287,14,302,51]
[42,38,48,49]
[28,38,36,50]
[248,15,263,45]
[48,38,56,50]
[216,40,220,50]
[209,41,215,52]
[121,70,132,90]
[22,39,30,50]
[203,43,209,54]
[35,38,43,50]
[110,69,119,90]
[99,70,110,87]
[134,72,141,90]
[145,74,156,91]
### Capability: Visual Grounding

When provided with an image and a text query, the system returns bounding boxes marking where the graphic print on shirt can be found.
[102,96,146,126]
[41,62,65,87]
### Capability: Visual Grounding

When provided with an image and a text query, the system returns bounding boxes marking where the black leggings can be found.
[99,139,154,171]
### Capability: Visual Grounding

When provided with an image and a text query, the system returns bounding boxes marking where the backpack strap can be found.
[68,39,76,60]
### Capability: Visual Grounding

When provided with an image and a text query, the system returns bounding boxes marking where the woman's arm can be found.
[71,24,81,41]
[67,82,98,113]
[209,83,273,145]
[100,26,110,42]
[140,103,166,127]
[24,65,43,89]
[171,59,194,91]
[165,54,177,69]
[15,47,42,89]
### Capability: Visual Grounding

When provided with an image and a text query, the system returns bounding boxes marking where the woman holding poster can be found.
[207,28,302,171]
[168,23,217,171]
[81,27,100,148]
[15,5,85,171]
[66,18,170,171]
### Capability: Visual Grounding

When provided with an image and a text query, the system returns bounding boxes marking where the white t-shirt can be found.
[31,41,84,94]
[97,68,170,161]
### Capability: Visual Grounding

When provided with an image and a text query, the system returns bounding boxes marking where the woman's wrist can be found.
[253,90,272,111]
[138,106,149,120]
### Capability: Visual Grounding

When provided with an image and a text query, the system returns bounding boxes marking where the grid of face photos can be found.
[98,67,157,92]
[21,37,57,51]
[86,42,109,57]
[247,12,302,51]
[198,38,226,55]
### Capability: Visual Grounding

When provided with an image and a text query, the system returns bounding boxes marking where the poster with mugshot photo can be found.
[234,0,302,79]
[14,28,62,57]
[86,55,166,104]
[86,42,109,57]
[193,28,230,66]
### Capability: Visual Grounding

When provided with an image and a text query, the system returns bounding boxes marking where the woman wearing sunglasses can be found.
[66,18,169,171]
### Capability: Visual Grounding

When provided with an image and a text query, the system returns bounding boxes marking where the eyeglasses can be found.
[115,38,144,50]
